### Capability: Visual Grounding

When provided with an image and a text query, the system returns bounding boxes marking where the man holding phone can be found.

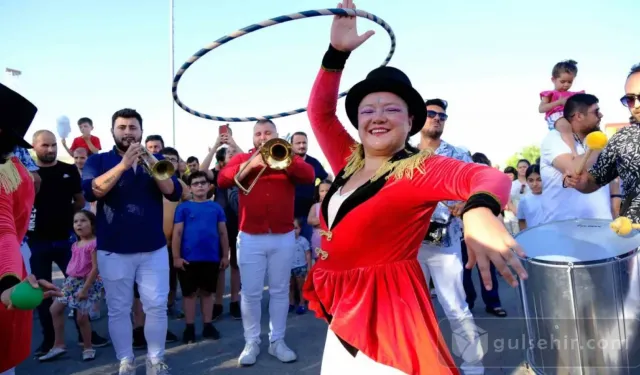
[199,125,244,320]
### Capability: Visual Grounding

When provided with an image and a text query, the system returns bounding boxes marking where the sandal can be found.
[82,348,96,361]
[486,307,507,317]
[38,347,67,362]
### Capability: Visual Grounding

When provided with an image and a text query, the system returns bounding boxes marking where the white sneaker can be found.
[268,339,297,363]
[119,359,136,375]
[146,358,171,375]
[238,341,260,366]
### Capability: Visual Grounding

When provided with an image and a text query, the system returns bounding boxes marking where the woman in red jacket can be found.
[302,1,528,374]
[0,84,61,374]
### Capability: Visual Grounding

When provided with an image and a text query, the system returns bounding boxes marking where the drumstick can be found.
[575,131,608,175]
[610,217,640,236]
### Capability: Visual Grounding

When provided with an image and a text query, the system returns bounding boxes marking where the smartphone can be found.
[219,124,229,135]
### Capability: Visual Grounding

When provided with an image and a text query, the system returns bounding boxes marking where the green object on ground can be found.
[10,281,44,310]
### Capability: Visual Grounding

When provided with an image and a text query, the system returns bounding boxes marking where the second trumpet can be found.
[234,138,293,194]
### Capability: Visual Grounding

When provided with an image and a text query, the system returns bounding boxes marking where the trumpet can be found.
[139,147,175,180]
[234,138,293,194]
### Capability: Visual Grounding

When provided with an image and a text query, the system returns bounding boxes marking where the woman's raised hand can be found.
[330,0,375,52]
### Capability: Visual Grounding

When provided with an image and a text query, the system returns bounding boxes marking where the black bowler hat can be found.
[0,83,37,149]
[345,66,426,136]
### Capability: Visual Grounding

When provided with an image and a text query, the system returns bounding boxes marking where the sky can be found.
[1,0,638,168]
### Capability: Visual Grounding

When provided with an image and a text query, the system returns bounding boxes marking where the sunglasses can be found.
[426,110,448,121]
[620,94,640,108]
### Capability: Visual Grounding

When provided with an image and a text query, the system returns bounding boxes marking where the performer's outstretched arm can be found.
[417,155,511,216]
[307,45,358,175]
[0,193,23,298]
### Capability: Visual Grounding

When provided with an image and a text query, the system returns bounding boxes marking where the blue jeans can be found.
[27,237,80,345]
[460,239,501,309]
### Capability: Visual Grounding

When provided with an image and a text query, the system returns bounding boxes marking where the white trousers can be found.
[321,329,407,374]
[418,240,485,375]
[98,246,169,362]
[237,231,295,344]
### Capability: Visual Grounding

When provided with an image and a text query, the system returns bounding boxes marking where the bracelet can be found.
[611,194,623,198]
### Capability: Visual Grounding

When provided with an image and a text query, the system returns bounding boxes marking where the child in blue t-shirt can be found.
[172,171,230,343]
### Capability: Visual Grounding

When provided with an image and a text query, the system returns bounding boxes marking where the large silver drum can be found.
[516,219,640,375]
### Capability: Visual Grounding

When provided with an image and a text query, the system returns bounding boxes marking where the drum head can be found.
[516,219,640,264]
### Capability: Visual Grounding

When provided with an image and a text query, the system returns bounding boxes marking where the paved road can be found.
[18,267,535,375]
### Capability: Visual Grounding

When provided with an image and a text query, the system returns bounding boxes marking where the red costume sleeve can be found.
[217,153,250,189]
[0,192,22,294]
[285,155,315,184]
[307,68,358,176]
[0,159,34,373]
[416,155,511,212]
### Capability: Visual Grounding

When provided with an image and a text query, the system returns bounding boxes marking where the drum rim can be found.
[515,218,640,267]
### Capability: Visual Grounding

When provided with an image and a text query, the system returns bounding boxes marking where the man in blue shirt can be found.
[291,131,328,243]
[82,108,182,375]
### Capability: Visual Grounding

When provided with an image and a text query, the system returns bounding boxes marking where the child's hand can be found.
[557,96,568,106]
[76,290,89,301]
[220,258,230,270]
[61,138,67,146]
[173,257,189,271]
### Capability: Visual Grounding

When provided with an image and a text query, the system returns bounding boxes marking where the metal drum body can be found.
[517,219,640,375]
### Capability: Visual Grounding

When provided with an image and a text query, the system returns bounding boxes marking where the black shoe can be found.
[132,327,147,350]
[166,330,179,343]
[229,301,241,320]
[486,306,508,317]
[34,341,53,357]
[182,325,196,344]
[78,331,110,347]
[212,304,223,321]
[202,323,220,340]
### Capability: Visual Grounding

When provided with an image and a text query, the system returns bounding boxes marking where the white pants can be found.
[418,240,485,375]
[98,246,170,362]
[237,231,295,344]
[321,329,407,374]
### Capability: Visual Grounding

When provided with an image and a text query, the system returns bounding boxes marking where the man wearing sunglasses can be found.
[568,63,640,224]
[540,93,615,224]
[417,99,486,374]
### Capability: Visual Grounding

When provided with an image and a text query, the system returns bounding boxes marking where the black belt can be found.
[318,301,359,357]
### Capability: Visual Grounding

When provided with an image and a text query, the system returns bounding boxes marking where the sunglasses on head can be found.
[620,94,640,108]
[426,110,448,121]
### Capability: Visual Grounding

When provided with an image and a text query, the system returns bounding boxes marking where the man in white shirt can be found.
[540,93,614,223]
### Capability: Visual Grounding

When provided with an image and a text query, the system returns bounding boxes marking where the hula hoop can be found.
[172,8,396,122]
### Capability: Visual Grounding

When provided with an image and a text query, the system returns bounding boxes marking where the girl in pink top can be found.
[38,210,103,362]
[539,59,585,156]
[307,179,332,263]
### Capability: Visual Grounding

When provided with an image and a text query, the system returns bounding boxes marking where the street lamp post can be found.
[170,0,176,147]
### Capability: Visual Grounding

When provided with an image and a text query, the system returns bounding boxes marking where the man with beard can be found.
[28,130,109,357]
[82,109,182,375]
[416,99,485,374]
[291,131,328,243]
[218,120,314,366]
[568,64,640,223]
[540,93,614,223]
